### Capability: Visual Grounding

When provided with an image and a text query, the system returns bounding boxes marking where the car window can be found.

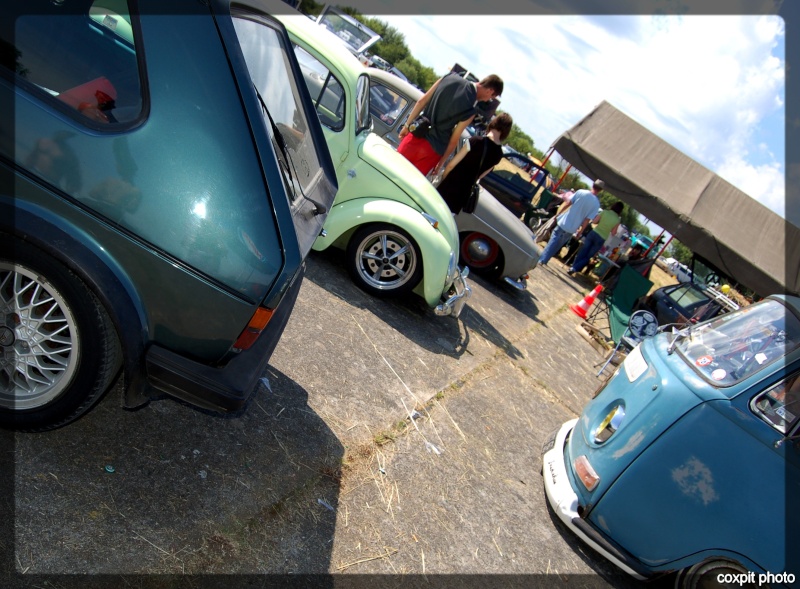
[752,373,800,435]
[355,74,371,135]
[668,284,709,310]
[317,11,373,53]
[369,81,408,126]
[677,299,800,387]
[1,0,143,127]
[233,16,325,201]
[292,44,345,132]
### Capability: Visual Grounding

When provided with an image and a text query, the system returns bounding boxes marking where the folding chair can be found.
[596,310,658,376]
[586,265,653,328]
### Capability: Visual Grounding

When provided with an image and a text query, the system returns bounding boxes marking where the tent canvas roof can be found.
[551,101,798,298]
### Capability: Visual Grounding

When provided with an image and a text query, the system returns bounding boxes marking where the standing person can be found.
[437,113,513,214]
[568,201,624,275]
[397,72,504,177]
[538,179,604,266]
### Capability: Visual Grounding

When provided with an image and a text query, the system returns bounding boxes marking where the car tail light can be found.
[233,307,274,351]
[574,455,600,492]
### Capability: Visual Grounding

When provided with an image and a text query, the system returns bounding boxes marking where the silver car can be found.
[367,68,541,290]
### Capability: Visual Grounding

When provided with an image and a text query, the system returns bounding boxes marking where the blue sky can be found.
[379,12,787,219]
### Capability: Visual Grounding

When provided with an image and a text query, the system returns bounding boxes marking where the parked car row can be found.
[5,2,797,586]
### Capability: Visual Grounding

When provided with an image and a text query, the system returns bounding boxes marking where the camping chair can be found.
[523,189,556,231]
[596,309,658,376]
[587,265,653,334]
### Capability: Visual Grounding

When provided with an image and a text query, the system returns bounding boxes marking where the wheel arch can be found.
[655,549,767,582]
[2,202,152,409]
[314,198,455,307]
[459,230,505,278]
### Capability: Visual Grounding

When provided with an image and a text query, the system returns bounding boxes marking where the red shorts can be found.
[397,133,440,176]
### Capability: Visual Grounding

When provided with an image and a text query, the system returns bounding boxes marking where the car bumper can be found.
[434,266,472,318]
[541,419,649,581]
[144,265,304,413]
[503,275,528,291]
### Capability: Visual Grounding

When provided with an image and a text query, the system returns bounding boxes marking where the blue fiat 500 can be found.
[542,295,800,587]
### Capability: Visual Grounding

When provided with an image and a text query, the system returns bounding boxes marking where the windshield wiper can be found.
[254,87,327,216]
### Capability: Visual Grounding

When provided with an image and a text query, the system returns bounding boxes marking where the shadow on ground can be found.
[305,249,533,360]
[11,367,343,583]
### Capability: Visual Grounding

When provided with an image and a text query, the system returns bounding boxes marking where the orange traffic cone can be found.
[570,284,603,319]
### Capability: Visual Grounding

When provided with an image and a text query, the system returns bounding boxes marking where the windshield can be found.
[317,11,375,53]
[676,299,800,387]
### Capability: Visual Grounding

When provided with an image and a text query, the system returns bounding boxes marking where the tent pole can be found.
[553,164,572,191]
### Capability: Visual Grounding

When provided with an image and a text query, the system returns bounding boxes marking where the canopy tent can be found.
[550,101,798,298]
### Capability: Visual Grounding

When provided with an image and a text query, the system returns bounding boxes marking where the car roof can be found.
[368,67,423,100]
[274,9,366,82]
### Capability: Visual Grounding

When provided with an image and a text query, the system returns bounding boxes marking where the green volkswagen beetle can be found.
[275,9,471,317]
[0,0,337,430]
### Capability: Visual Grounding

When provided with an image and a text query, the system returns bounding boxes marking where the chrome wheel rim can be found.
[0,262,79,410]
[355,229,417,291]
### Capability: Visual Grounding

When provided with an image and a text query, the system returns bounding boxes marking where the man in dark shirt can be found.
[398,73,503,177]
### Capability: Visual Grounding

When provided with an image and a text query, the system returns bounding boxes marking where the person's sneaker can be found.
[567,269,575,276]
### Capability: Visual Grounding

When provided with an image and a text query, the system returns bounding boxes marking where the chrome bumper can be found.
[434,266,472,318]
[503,275,528,291]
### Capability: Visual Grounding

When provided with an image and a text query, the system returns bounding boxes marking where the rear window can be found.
[233,15,326,203]
[667,284,710,313]
[1,0,143,127]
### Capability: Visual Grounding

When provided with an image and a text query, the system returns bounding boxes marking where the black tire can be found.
[0,238,121,431]
[674,559,757,589]
[346,224,423,298]
[460,231,503,280]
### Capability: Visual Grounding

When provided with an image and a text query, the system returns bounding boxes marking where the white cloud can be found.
[382,13,786,217]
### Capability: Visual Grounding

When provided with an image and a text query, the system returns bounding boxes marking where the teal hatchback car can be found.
[0,0,337,430]
[543,296,800,587]
[275,9,470,317]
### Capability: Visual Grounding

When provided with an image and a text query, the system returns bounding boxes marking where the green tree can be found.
[504,122,536,156]
[668,240,693,265]
[298,0,323,16]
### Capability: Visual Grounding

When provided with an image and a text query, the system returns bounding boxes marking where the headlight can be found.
[593,405,626,444]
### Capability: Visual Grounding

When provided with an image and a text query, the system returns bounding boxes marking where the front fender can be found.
[313,198,455,307]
